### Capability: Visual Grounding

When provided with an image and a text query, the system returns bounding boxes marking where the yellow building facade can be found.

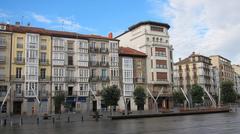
[10,32,52,115]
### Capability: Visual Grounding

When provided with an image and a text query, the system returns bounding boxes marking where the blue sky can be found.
[0,0,167,36]
[1,0,240,63]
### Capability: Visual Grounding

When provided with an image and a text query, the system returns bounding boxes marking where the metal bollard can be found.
[37,117,39,125]
[52,117,55,124]
[67,116,70,123]
[3,119,7,126]
[10,120,13,127]
[19,117,23,126]
[81,115,84,122]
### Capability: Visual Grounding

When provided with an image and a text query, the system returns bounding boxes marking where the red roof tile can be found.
[0,23,118,41]
[119,47,147,57]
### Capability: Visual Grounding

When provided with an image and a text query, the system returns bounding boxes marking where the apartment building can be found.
[209,55,234,83]
[51,33,119,112]
[0,26,11,113]
[88,35,119,112]
[116,21,174,110]
[173,52,214,94]
[233,65,240,93]
[0,23,119,114]
[119,47,147,111]
[8,26,52,115]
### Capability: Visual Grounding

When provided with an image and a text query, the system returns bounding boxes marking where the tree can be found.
[54,92,65,114]
[173,90,185,105]
[133,86,147,110]
[221,80,237,104]
[101,85,121,113]
[190,84,204,106]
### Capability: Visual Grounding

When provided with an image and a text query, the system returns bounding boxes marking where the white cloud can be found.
[149,0,240,64]
[32,13,51,23]
[56,17,96,32]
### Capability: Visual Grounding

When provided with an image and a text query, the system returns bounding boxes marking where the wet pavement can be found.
[1,112,240,134]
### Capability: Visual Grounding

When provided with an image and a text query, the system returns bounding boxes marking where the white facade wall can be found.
[117,24,173,91]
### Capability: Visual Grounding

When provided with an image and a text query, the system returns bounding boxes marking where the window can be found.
[53,68,65,78]
[53,39,65,51]
[0,36,7,46]
[90,54,97,62]
[146,37,149,41]
[40,52,46,62]
[90,84,96,91]
[110,42,118,52]
[155,47,166,57]
[28,35,38,44]
[16,51,23,61]
[79,84,88,91]
[156,72,168,81]
[55,84,63,91]
[67,70,74,78]
[79,69,89,77]
[40,68,46,79]
[0,86,7,97]
[136,60,142,67]
[111,68,119,78]
[101,55,107,62]
[101,69,107,77]
[79,54,88,61]
[68,56,73,65]
[16,84,22,95]
[91,69,97,77]
[123,57,133,68]
[101,43,106,49]
[150,26,164,32]
[124,70,133,82]
[68,42,74,51]
[40,39,47,50]
[90,42,96,48]
[16,68,22,78]
[156,60,167,69]
[17,37,23,48]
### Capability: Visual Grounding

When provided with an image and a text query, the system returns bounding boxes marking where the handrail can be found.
[203,87,217,108]
[180,87,190,108]
[0,86,11,112]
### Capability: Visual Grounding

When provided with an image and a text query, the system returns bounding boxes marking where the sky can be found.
[0,0,240,64]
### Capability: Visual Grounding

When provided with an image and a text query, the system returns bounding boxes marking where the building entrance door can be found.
[92,100,97,112]
[13,101,22,114]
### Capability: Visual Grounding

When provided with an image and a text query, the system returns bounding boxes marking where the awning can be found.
[77,97,87,102]
[65,97,76,103]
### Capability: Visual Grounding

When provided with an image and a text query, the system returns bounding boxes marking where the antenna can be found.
[21,16,24,25]
[62,21,64,31]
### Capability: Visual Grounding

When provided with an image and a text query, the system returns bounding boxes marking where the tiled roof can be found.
[174,52,211,65]
[0,23,118,41]
[119,47,147,57]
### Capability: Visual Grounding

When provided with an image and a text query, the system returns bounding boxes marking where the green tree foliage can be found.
[190,84,204,105]
[173,90,185,104]
[54,92,65,114]
[101,85,121,107]
[221,80,237,104]
[133,86,147,110]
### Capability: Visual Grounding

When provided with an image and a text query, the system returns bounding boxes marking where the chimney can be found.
[179,58,181,61]
[108,32,113,39]
[15,21,20,26]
